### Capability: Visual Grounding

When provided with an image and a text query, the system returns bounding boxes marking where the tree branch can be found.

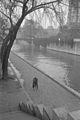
[0,10,10,20]
[32,0,58,10]
[16,0,24,4]
[24,0,58,16]
[25,0,29,4]
[22,0,28,16]
[61,2,69,7]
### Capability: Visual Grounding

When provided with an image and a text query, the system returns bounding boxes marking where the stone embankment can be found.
[9,52,80,120]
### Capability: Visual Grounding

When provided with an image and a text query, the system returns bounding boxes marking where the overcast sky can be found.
[21,0,69,29]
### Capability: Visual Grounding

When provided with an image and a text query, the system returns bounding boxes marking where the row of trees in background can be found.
[18,19,59,39]
[0,0,68,80]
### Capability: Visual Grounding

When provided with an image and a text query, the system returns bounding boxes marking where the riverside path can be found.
[10,52,80,113]
[0,60,39,120]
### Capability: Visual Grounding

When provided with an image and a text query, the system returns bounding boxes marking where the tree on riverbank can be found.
[0,0,66,80]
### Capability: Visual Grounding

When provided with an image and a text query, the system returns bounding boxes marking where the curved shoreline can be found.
[47,47,80,56]
[11,51,80,100]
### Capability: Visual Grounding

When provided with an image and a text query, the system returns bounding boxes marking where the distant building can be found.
[67,0,80,38]
[68,0,80,28]
[17,19,59,39]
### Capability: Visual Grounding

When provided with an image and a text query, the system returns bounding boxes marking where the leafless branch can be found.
[24,0,58,16]
[32,0,58,10]
[0,10,10,20]
[25,0,30,4]
[16,0,24,4]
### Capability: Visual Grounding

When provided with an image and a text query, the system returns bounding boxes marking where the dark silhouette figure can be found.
[32,77,38,90]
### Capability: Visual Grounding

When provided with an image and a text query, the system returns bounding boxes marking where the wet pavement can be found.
[0,62,39,120]
[10,52,80,112]
[12,41,80,94]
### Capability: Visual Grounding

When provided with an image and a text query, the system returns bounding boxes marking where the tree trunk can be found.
[2,34,16,80]
[2,50,9,80]
[1,15,25,80]
[1,34,10,63]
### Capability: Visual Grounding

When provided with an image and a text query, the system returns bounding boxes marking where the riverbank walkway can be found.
[0,51,80,120]
[10,52,80,118]
[0,60,39,119]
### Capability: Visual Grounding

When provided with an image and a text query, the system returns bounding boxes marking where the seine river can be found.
[12,40,80,95]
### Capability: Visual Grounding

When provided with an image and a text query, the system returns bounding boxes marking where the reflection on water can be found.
[12,40,80,93]
[35,58,69,86]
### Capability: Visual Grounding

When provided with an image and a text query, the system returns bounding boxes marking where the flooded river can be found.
[12,40,80,94]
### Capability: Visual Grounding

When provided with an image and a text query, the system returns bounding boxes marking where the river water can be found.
[12,40,80,95]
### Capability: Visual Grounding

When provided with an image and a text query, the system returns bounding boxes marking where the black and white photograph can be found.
[0,0,80,119]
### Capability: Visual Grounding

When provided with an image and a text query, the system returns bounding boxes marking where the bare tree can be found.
[0,0,63,80]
